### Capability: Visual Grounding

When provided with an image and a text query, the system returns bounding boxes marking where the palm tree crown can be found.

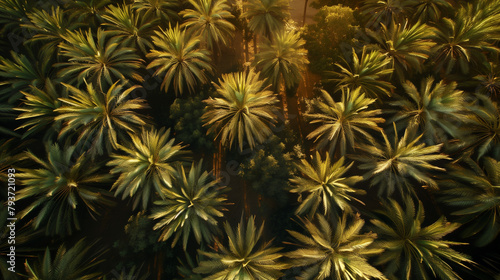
[194,216,289,279]
[305,87,384,156]
[107,127,190,210]
[371,196,472,279]
[55,81,149,157]
[180,0,235,51]
[150,160,228,249]
[202,69,279,151]
[352,127,450,197]
[287,213,386,280]
[253,30,309,91]
[242,0,290,38]
[289,152,364,217]
[147,24,213,95]
[17,143,113,236]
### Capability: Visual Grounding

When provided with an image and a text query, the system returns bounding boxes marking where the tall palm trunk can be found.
[302,0,309,26]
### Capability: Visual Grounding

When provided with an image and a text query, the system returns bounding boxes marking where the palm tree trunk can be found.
[302,0,309,26]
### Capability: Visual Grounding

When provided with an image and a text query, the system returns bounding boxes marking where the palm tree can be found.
[24,239,104,280]
[0,0,30,36]
[360,0,413,27]
[107,127,190,210]
[102,4,157,54]
[202,69,279,151]
[289,152,364,217]
[21,6,79,55]
[17,143,113,236]
[473,59,500,99]
[305,87,384,156]
[439,157,500,246]
[389,77,468,145]
[367,20,435,83]
[286,213,386,280]
[180,0,235,51]
[253,30,308,91]
[242,0,290,39]
[431,0,500,76]
[460,94,500,159]
[150,160,228,249]
[55,81,149,157]
[371,196,472,279]
[326,47,394,99]
[15,79,63,139]
[66,0,112,28]
[57,28,144,89]
[133,0,179,24]
[146,24,213,95]
[411,0,452,24]
[352,126,450,197]
[194,216,289,279]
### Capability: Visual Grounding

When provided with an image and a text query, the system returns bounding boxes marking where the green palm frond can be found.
[180,0,235,51]
[194,216,289,279]
[57,28,144,89]
[411,0,452,24]
[367,20,435,83]
[0,0,30,35]
[431,1,500,75]
[371,196,472,280]
[17,143,113,236]
[150,160,227,249]
[24,239,104,280]
[102,4,157,54]
[461,94,500,159]
[0,51,51,103]
[389,77,468,145]
[55,81,149,157]
[473,59,500,99]
[107,127,190,210]
[352,126,450,197]
[132,0,180,23]
[147,24,213,95]
[439,157,500,246]
[254,30,309,91]
[289,152,364,217]
[15,79,63,139]
[361,0,414,27]
[287,213,386,280]
[305,87,384,156]
[202,69,279,151]
[66,0,112,27]
[242,0,290,38]
[326,47,394,99]
[22,6,79,54]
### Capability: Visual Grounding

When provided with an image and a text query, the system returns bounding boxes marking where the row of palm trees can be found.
[0,0,499,279]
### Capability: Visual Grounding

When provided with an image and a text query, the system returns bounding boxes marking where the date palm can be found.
[286,213,386,280]
[150,160,227,249]
[305,87,384,156]
[57,28,144,89]
[67,0,112,28]
[326,47,394,99]
[289,152,364,217]
[147,24,213,95]
[361,0,413,27]
[242,0,290,39]
[102,4,156,54]
[439,157,500,246]
[24,239,104,280]
[367,20,435,83]
[352,126,450,197]
[17,143,113,236]
[133,0,179,24]
[107,127,190,210]
[194,216,289,279]
[202,69,279,151]
[389,77,468,145]
[431,1,500,75]
[411,0,452,24]
[253,30,309,91]
[15,79,63,139]
[180,0,235,51]
[473,59,500,99]
[55,81,149,157]
[371,196,472,280]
